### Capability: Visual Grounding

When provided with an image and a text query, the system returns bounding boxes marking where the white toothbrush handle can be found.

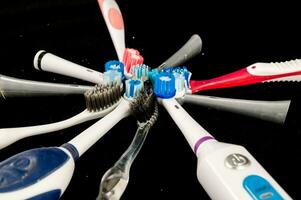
[197,143,292,200]
[0,106,116,150]
[68,99,130,157]
[98,0,125,61]
[161,98,214,153]
[34,51,103,84]
[247,59,301,77]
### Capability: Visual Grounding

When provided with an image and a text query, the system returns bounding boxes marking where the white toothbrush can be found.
[154,72,292,200]
[34,50,104,84]
[98,0,125,61]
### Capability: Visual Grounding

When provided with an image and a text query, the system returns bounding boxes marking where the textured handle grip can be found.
[158,34,202,70]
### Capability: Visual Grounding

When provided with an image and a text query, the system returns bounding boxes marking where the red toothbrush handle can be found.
[190,60,301,93]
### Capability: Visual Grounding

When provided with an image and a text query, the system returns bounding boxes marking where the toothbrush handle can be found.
[190,59,301,93]
[161,98,214,153]
[98,0,125,61]
[68,99,130,157]
[34,51,103,84]
[0,74,93,98]
[157,34,202,70]
[197,143,292,200]
[0,106,116,150]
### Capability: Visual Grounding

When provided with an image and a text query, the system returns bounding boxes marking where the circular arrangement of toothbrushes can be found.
[0,0,298,199]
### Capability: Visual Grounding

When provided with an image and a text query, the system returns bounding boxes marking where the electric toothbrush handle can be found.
[161,98,214,153]
[190,59,301,93]
[34,50,103,84]
[196,143,293,200]
[157,34,202,70]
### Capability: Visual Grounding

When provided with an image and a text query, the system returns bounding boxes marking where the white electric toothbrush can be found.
[154,72,292,200]
[0,79,154,199]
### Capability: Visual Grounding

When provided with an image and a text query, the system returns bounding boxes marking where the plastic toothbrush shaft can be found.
[190,59,301,93]
[98,104,158,200]
[157,34,202,70]
[0,74,93,98]
[182,94,291,124]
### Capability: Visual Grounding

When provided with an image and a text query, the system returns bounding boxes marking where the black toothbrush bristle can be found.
[84,84,121,112]
[131,84,157,123]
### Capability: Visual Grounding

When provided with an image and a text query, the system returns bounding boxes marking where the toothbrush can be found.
[97,94,158,200]
[190,59,301,93]
[154,72,292,200]
[0,79,154,199]
[0,74,93,98]
[0,83,121,150]
[34,50,104,84]
[179,94,291,124]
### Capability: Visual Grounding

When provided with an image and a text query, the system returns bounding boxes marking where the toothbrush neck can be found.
[67,98,131,157]
[161,98,215,154]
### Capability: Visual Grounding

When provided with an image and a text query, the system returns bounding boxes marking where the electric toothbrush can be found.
[154,72,292,200]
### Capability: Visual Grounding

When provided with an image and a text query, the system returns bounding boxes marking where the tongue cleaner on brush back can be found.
[190,59,301,93]
[154,73,292,200]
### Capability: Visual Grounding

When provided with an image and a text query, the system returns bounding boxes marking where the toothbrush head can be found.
[163,66,192,89]
[131,85,156,123]
[154,72,176,99]
[124,79,143,100]
[130,64,149,81]
[84,84,122,112]
[122,48,144,73]
[104,60,124,76]
[102,70,122,86]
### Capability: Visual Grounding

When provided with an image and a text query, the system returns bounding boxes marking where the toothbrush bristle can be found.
[130,64,149,81]
[122,48,144,73]
[103,70,122,86]
[125,79,143,99]
[153,73,176,98]
[84,84,121,112]
[130,84,157,123]
[104,60,124,76]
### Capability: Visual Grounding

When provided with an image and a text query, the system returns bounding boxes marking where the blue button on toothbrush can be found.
[153,72,292,200]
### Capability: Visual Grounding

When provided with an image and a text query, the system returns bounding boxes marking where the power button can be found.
[225,153,250,169]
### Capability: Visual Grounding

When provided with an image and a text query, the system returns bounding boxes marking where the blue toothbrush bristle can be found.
[174,73,185,96]
[125,79,143,99]
[103,70,122,86]
[162,66,191,89]
[154,73,176,99]
[130,64,149,81]
[105,60,124,76]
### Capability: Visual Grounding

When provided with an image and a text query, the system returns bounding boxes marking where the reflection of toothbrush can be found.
[0,74,93,98]
[180,94,291,124]
[0,84,121,150]
[34,50,104,84]
[0,79,154,199]
[190,59,301,93]
[97,91,158,200]
[154,73,292,200]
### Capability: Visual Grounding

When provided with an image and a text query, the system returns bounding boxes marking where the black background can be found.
[0,0,300,199]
